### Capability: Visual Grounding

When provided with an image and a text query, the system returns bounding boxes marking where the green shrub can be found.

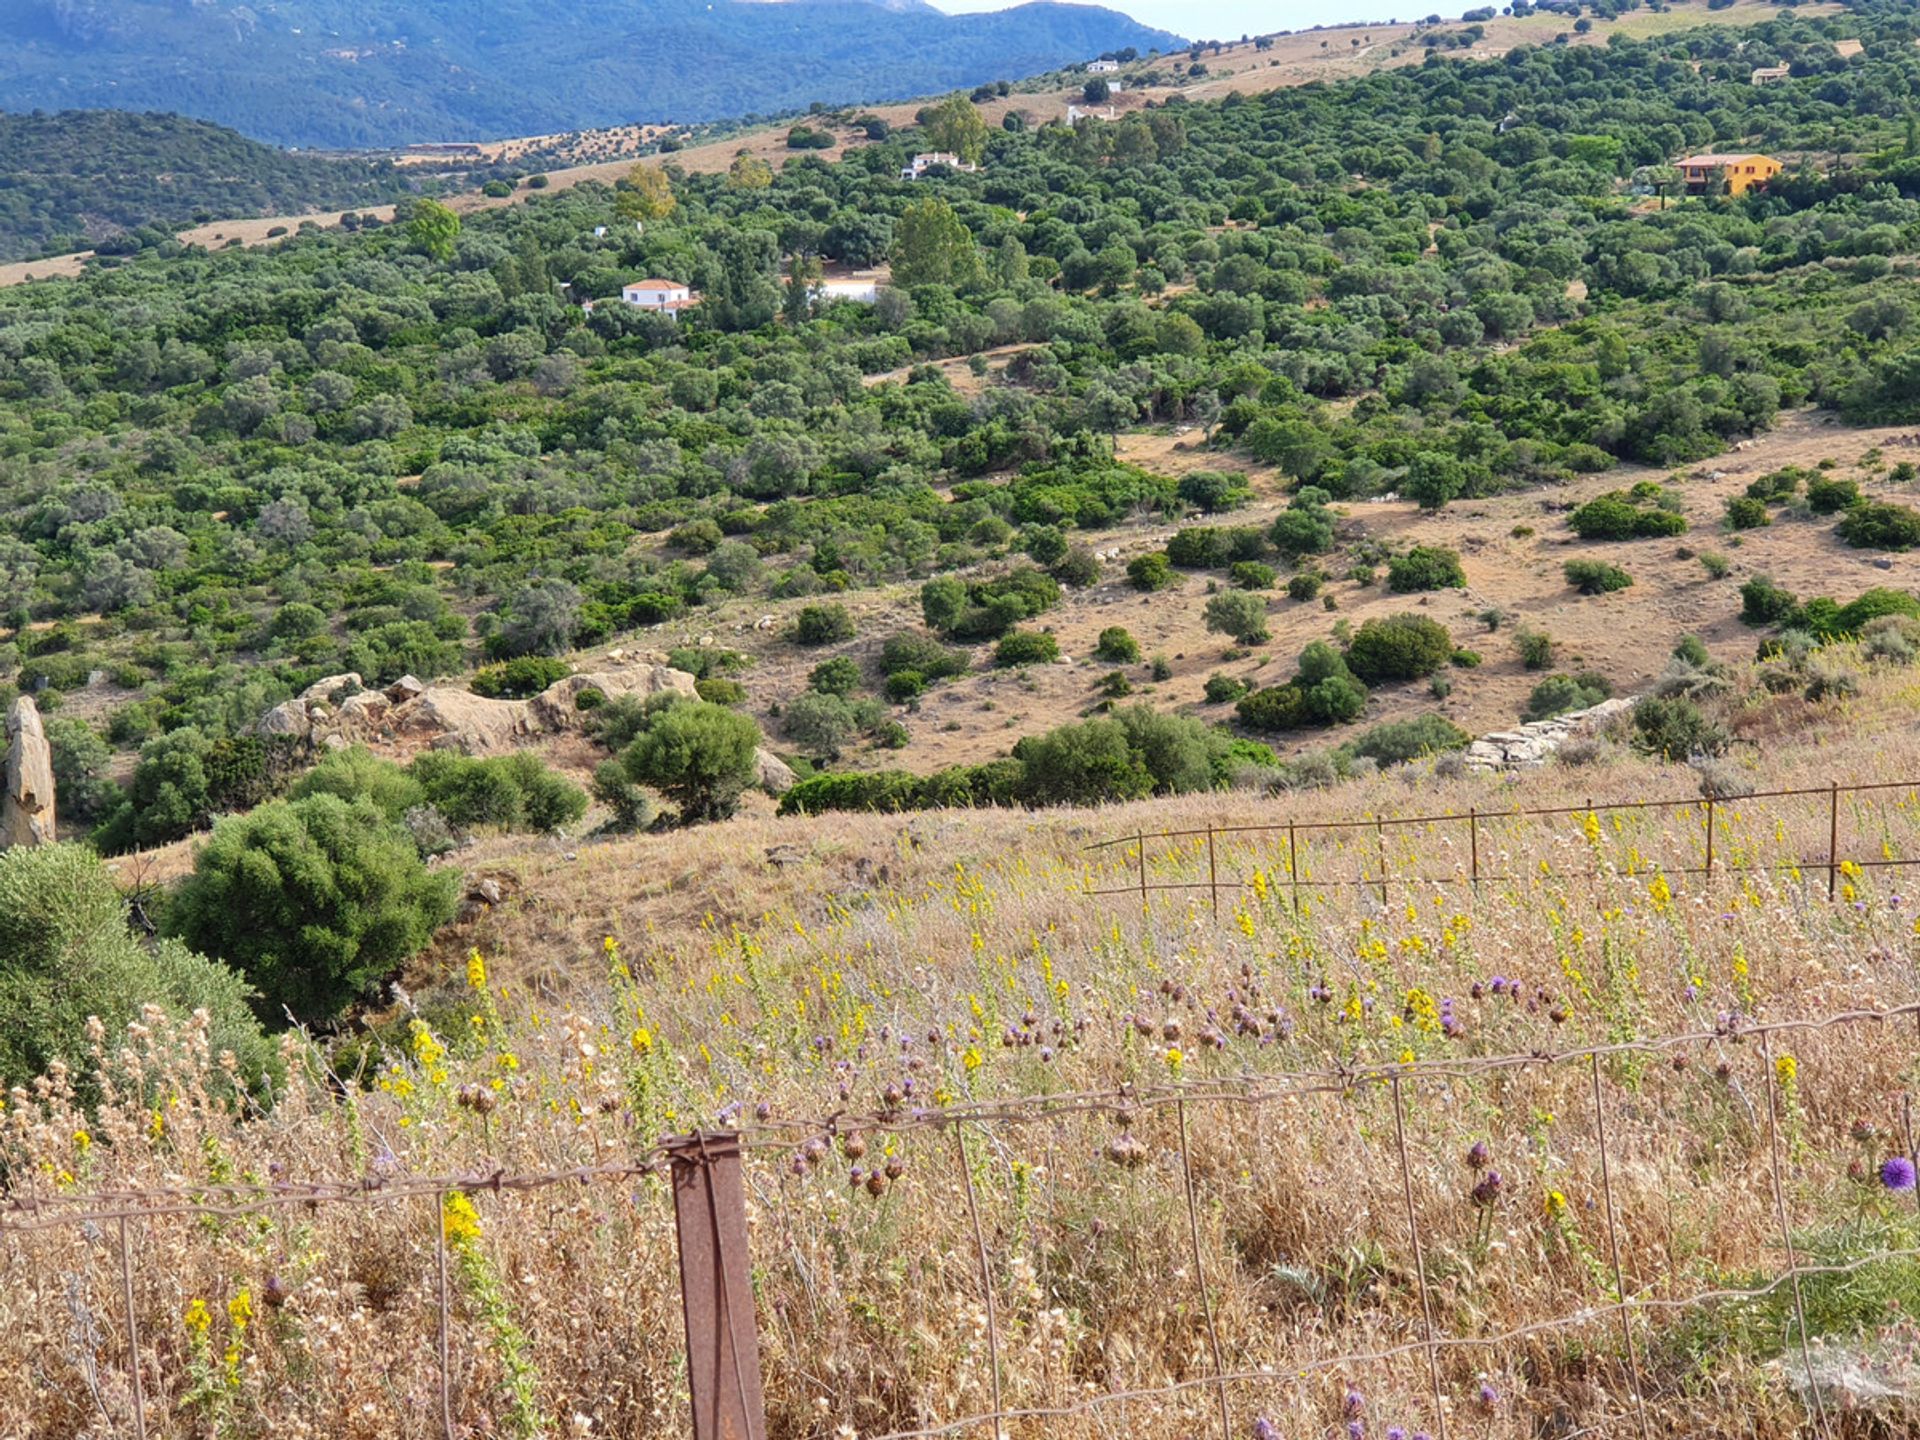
[592,761,656,833]
[879,632,969,681]
[1203,591,1270,645]
[291,746,426,820]
[471,656,571,699]
[1096,670,1133,699]
[884,670,927,702]
[921,568,1060,639]
[1011,706,1225,807]
[165,794,460,1026]
[1204,673,1250,703]
[1631,695,1729,760]
[1236,684,1307,731]
[1342,714,1470,766]
[1838,502,1920,551]
[1177,470,1252,513]
[1386,545,1466,593]
[1285,572,1321,600]
[1231,561,1277,590]
[408,750,588,832]
[791,603,856,645]
[574,686,606,711]
[1569,490,1687,540]
[1564,559,1633,594]
[1514,627,1555,670]
[1093,627,1141,663]
[1699,550,1731,579]
[0,845,275,1095]
[1807,476,1861,514]
[1724,496,1771,531]
[1345,614,1454,683]
[1051,548,1102,588]
[695,676,747,705]
[1524,671,1612,721]
[1834,587,1920,636]
[783,691,858,759]
[994,630,1061,667]
[1127,553,1175,591]
[1746,467,1803,502]
[1740,575,1801,627]
[622,701,762,822]
[808,656,863,696]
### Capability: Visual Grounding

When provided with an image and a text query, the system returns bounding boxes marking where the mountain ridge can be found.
[2,0,1183,148]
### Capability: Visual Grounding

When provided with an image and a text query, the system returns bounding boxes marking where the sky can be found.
[928,0,1413,43]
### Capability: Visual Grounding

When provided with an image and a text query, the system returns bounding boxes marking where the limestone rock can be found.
[2,697,55,848]
[256,699,313,739]
[395,689,538,756]
[299,672,364,704]
[754,748,798,795]
[527,665,697,731]
[384,674,426,703]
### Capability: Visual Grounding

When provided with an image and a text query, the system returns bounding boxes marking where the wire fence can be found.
[8,997,1920,1439]
[1079,777,1920,914]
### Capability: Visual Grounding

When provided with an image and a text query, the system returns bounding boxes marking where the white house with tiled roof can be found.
[621,278,699,315]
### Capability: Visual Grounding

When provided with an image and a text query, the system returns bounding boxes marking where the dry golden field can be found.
[9,641,1920,1439]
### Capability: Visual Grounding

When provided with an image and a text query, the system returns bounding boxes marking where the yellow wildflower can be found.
[442,1192,483,1248]
[184,1299,211,1339]
[466,949,487,990]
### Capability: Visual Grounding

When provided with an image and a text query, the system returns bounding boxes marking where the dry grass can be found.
[7,647,1920,1437]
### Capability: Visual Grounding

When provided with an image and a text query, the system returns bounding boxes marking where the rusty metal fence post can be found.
[1703,797,1715,880]
[1207,826,1220,919]
[1287,821,1300,911]
[1467,806,1479,890]
[117,1216,148,1440]
[1137,831,1148,911]
[1828,781,1841,901]
[669,1132,768,1440]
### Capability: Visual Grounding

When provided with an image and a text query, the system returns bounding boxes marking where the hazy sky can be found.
[928,0,1413,43]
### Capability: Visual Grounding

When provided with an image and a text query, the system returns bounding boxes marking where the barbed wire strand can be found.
[9,1001,1920,1234]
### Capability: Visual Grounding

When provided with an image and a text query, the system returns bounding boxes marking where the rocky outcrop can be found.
[1462,697,1633,773]
[754,748,798,796]
[2,696,55,848]
[253,656,706,759]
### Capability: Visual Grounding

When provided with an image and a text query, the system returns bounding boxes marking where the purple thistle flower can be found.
[1466,1140,1491,1171]
[1387,1429,1408,1440]
[1251,1420,1280,1440]
[1883,1156,1917,1192]
[1348,1424,1364,1440]
[1344,1388,1365,1418]
[1478,1381,1500,1410]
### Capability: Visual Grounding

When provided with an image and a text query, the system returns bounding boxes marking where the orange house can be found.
[1678,152,1783,197]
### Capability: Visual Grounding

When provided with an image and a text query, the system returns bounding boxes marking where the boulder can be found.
[395,689,539,756]
[754,748,798,795]
[336,691,392,731]
[527,664,697,731]
[1,697,55,848]
[299,672,364,704]
[384,674,426,703]
[256,699,313,740]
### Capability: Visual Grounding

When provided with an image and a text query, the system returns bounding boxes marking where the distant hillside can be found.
[0,111,422,261]
[0,0,1183,149]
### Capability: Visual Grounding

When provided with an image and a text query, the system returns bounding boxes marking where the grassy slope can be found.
[29,638,1920,1438]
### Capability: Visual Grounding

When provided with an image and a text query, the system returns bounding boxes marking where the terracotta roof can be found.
[1679,153,1774,167]
[626,278,688,290]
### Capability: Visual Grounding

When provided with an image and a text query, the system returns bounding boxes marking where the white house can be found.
[1086,59,1121,73]
[1750,64,1791,86]
[620,278,700,316]
[900,151,978,180]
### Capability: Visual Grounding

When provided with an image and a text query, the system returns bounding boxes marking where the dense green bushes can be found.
[471,656,571,698]
[1524,671,1613,721]
[1345,615,1454,684]
[1838,502,1920,551]
[166,793,460,1026]
[778,705,1227,815]
[1341,714,1469,766]
[1564,559,1633,595]
[0,845,274,1092]
[1568,487,1688,541]
[922,569,1060,639]
[1386,546,1465,594]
